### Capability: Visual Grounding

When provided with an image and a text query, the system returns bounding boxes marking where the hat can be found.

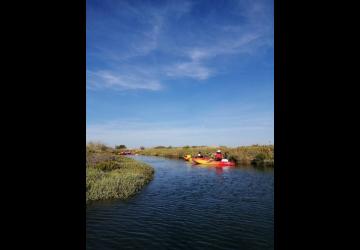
[217,150,221,153]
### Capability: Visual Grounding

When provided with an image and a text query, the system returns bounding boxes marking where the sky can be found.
[86,0,274,148]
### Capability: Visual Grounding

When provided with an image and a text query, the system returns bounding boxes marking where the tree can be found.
[115,145,126,149]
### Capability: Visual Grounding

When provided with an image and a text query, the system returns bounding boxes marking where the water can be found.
[86,156,274,250]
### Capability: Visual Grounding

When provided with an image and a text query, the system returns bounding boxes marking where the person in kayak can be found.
[197,152,204,158]
[214,150,223,161]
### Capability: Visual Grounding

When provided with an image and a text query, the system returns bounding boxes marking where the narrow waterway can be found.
[86,155,274,250]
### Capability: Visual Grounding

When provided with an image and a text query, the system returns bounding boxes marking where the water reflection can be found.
[215,167,224,175]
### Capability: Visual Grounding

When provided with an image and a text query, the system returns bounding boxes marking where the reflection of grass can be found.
[86,146,154,203]
[137,145,274,166]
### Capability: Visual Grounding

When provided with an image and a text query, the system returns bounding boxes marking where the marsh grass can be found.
[86,146,154,203]
[137,145,274,166]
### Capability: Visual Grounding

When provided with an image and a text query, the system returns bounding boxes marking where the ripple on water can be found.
[87,156,274,250]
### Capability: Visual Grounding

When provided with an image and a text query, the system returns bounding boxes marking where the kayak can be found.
[192,158,235,167]
[183,155,211,161]
[183,155,192,161]
[119,152,133,155]
[193,158,235,167]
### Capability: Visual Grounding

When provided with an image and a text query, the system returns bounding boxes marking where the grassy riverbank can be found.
[136,145,274,166]
[86,144,154,203]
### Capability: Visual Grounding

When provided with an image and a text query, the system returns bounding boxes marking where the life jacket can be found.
[215,152,223,160]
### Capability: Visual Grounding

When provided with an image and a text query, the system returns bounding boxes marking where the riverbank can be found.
[136,145,274,167]
[86,144,154,203]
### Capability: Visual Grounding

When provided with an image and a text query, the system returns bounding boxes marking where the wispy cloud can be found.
[138,22,162,55]
[165,61,213,80]
[86,0,273,146]
[87,0,193,62]
[165,33,262,80]
[87,70,162,91]
[87,0,273,89]
[160,0,272,81]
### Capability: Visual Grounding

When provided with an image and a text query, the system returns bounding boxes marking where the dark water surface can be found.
[86,156,274,250]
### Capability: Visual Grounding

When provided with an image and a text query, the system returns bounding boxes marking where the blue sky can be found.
[86,0,273,148]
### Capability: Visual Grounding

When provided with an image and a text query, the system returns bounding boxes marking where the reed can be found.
[136,145,274,166]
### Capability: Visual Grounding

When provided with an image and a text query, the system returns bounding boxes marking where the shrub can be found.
[255,153,267,161]
[87,142,111,152]
[93,161,122,171]
[86,154,154,202]
[228,154,238,163]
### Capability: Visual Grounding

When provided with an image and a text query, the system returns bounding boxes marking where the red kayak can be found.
[118,151,133,155]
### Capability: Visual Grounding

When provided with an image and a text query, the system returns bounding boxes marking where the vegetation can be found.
[136,145,274,166]
[250,153,274,167]
[115,144,127,149]
[86,142,114,153]
[86,144,154,203]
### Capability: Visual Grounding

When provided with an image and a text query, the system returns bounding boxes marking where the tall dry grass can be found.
[136,145,274,166]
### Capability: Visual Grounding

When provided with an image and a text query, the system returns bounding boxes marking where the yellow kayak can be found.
[192,158,235,167]
[183,154,192,161]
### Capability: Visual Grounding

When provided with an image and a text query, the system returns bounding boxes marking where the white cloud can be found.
[139,23,162,54]
[87,70,162,91]
[164,33,261,81]
[166,61,213,80]
[188,49,211,61]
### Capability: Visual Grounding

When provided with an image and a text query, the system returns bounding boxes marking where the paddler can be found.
[197,151,204,158]
[214,149,223,161]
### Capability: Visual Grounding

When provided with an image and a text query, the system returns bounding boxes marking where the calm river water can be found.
[86,155,274,250]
